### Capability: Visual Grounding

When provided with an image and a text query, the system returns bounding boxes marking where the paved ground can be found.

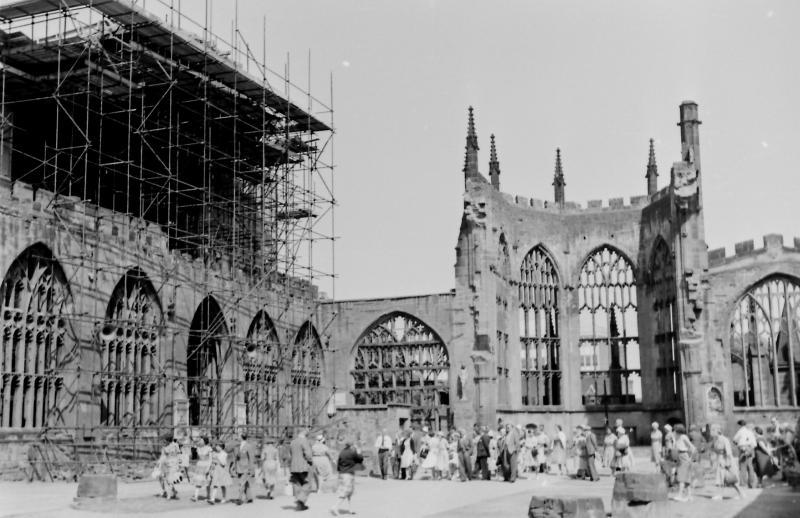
[1,452,798,518]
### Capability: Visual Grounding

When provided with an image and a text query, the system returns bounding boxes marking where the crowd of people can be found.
[151,415,800,512]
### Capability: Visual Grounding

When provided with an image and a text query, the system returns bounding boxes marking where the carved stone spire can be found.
[646,138,658,196]
[463,106,480,181]
[488,134,500,190]
[552,148,565,205]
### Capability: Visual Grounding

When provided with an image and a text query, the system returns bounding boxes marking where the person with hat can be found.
[613,426,632,473]
[312,434,335,488]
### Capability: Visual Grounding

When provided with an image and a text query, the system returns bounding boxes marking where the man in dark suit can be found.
[289,428,314,511]
[474,426,492,480]
[234,432,256,504]
[583,425,600,481]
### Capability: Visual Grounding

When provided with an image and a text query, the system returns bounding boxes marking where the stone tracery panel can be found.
[99,270,163,426]
[351,312,449,427]
[518,246,561,406]
[290,322,322,426]
[242,310,280,428]
[0,244,73,429]
[578,246,641,405]
[730,276,800,407]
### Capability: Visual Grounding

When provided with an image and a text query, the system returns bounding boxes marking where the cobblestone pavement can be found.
[1,458,798,518]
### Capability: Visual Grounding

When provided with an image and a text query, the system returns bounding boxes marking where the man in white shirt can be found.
[732,420,757,488]
[374,429,393,480]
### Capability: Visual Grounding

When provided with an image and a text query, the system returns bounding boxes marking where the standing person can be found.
[602,427,617,469]
[419,428,440,480]
[533,426,550,473]
[709,424,744,500]
[457,429,474,481]
[583,425,600,481]
[399,430,416,480]
[391,431,403,479]
[673,424,697,501]
[505,423,521,482]
[447,431,460,480]
[650,422,663,473]
[575,427,588,479]
[278,437,292,479]
[474,426,491,480]
[663,424,676,461]
[190,436,213,502]
[289,428,314,511]
[732,419,757,489]
[753,426,777,487]
[488,430,499,479]
[233,432,256,505]
[374,429,393,480]
[550,425,567,476]
[614,427,632,473]
[260,436,280,500]
[330,439,364,516]
[208,441,232,505]
[157,435,182,500]
[312,435,335,488]
[436,431,450,478]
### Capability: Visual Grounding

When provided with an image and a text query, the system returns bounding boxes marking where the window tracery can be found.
[290,322,322,426]
[242,311,280,427]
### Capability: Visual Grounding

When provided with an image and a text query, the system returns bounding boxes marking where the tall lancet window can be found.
[518,246,561,406]
[730,276,800,408]
[578,246,641,405]
[649,239,679,403]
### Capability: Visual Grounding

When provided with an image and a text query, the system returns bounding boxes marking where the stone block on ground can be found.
[75,474,118,501]
[612,472,668,503]
[528,495,605,518]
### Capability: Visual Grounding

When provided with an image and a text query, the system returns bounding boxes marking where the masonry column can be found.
[671,101,711,427]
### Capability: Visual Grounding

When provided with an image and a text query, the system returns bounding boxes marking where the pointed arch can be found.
[0,244,74,428]
[729,275,800,408]
[649,237,680,403]
[187,296,228,426]
[98,268,164,426]
[518,245,561,406]
[242,310,281,427]
[577,245,641,405]
[351,312,450,429]
[290,321,323,427]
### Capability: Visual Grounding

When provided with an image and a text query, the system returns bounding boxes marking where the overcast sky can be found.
[10,0,799,300]
[192,0,800,300]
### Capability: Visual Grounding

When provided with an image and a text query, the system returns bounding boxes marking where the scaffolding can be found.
[0,0,335,476]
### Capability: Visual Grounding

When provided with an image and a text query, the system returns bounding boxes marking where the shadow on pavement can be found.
[733,487,800,518]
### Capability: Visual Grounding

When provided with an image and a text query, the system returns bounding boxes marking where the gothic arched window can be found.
[519,246,561,406]
[187,296,227,427]
[730,276,800,407]
[352,313,449,429]
[0,244,73,428]
[290,322,322,426]
[649,238,679,403]
[243,311,280,428]
[578,246,641,405]
[99,270,163,426]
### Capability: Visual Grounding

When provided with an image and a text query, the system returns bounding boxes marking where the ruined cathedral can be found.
[322,101,800,442]
[0,0,798,476]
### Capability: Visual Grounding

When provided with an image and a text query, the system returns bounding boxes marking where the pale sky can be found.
[9,0,800,301]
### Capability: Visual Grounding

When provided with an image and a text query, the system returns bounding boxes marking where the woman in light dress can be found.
[311,435,335,489]
[260,436,280,499]
[208,441,232,505]
[533,427,550,473]
[550,425,567,475]
[613,427,633,473]
[435,431,450,478]
[420,429,442,479]
[709,424,743,499]
[190,437,213,502]
[447,432,460,480]
[155,436,183,500]
[650,422,663,472]
[602,427,617,468]
[520,428,535,474]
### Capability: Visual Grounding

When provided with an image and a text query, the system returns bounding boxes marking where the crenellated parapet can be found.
[708,234,800,268]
